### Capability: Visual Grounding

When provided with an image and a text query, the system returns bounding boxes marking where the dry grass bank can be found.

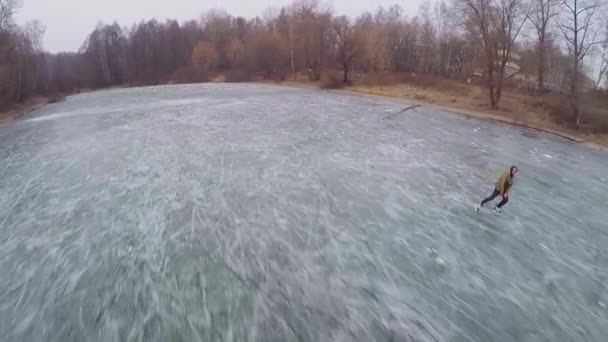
[0,97,51,124]
[273,72,608,147]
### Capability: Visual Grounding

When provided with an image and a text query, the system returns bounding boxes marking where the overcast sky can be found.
[15,0,423,53]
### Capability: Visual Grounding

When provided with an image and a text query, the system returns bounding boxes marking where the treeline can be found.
[1,0,49,106]
[44,3,486,86]
[1,0,607,126]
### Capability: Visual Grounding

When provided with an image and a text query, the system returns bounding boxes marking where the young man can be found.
[476,165,518,213]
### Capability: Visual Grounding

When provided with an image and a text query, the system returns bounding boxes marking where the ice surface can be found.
[0,83,607,341]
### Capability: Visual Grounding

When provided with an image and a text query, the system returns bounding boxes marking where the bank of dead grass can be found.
[278,72,608,146]
[0,97,50,124]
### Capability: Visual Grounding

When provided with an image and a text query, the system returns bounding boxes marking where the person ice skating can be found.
[476,165,518,213]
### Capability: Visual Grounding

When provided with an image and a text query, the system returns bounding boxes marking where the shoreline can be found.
[0,97,51,125]
[272,81,607,150]
[2,83,606,152]
[346,88,585,143]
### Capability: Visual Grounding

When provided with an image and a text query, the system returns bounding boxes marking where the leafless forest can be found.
[1,0,607,129]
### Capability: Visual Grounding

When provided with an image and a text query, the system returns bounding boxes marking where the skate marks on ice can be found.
[0,84,607,341]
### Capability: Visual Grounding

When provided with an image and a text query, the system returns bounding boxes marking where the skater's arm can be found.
[496,172,509,196]
[501,179,510,196]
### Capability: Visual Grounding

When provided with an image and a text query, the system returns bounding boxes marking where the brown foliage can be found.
[171,66,210,84]
[224,69,252,82]
[191,42,218,71]
[576,92,608,133]
[320,72,345,89]
[356,73,471,96]
[249,32,289,79]
[226,39,246,68]
[546,92,608,132]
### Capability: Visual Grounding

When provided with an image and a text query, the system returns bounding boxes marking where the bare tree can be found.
[0,0,20,30]
[201,9,234,70]
[22,20,46,93]
[277,8,297,80]
[419,2,438,74]
[292,0,327,80]
[558,0,603,126]
[24,20,45,51]
[332,16,364,83]
[249,31,289,79]
[313,10,332,81]
[288,16,296,80]
[226,38,245,68]
[456,0,528,109]
[528,0,559,90]
[595,21,608,88]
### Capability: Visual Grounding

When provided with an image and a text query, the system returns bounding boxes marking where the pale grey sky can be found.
[16,0,423,53]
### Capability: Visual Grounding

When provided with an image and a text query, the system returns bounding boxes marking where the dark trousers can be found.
[481,188,509,208]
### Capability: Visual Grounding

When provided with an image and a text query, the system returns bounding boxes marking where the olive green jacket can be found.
[495,171,513,195]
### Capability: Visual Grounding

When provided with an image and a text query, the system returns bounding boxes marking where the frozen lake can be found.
[1,83,607,341]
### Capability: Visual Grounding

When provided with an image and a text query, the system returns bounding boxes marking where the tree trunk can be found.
[486,54,498,109]
[316,32,324,81]
[538,38,546,91]
[495,82,502,109]
[494,57,509,110]
[16,55,23,103]
[488,85,496,109]
[571,59,580,126]
[288,23,295,81]
[343,59,348,83]
[305,38,312,81]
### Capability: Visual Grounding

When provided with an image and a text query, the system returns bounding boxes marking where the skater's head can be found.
[510,165,518,176]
